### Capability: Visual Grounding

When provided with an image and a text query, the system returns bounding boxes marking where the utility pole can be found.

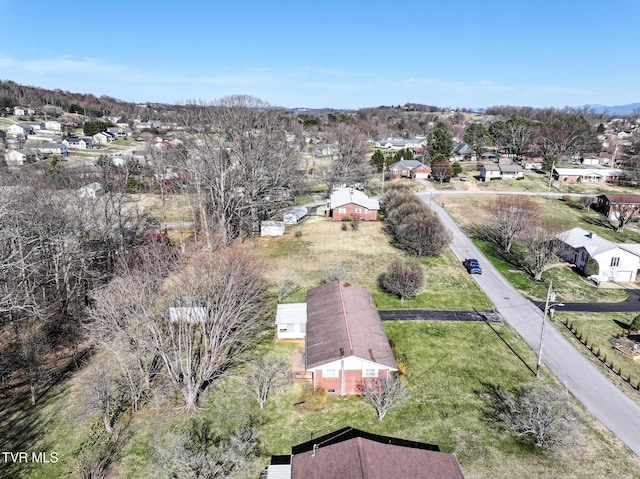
[547,160,555,198]
[537,280,563,377]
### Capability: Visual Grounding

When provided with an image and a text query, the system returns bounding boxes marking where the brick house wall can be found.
[331,202,377,221]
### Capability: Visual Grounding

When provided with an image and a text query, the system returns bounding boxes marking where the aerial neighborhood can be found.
[2,80,640,479]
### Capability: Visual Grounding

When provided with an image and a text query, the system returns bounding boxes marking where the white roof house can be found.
[557,227,640,283]
[329,188,380,211]
[553,167,625,183]
[275,303,307,339]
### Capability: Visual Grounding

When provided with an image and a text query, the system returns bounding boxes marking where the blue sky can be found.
[0,0,638,110]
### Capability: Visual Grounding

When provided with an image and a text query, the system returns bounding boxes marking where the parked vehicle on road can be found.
[463,258,482,274]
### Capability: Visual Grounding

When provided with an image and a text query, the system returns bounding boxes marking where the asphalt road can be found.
[418,192,640,457]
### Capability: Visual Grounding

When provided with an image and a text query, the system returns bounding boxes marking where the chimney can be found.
[340,347,345,358]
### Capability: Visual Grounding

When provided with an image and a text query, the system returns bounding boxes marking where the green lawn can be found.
[553,311,640,391]
[79,321,640,478]
[252,216,493,311]
[474,239,628,303]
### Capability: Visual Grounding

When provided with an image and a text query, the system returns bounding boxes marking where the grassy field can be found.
[250,215,493,310]
[443,193,640,303]
[7,180,640,477]
[13,321,640,478]
[553,311,640,393]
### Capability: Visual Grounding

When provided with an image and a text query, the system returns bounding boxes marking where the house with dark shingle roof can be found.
[596,194,640,220]
[266,427,466,479]
[305,281,397,396]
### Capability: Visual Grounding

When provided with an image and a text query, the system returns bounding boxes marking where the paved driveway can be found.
[418,192,640,457]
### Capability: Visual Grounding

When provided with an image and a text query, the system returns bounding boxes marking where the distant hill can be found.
[584,103,640,116]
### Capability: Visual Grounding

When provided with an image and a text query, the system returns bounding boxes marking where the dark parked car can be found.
[463,258,482,274]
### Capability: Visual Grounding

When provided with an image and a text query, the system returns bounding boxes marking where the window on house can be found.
[611,257,620,267]
[364,369,377,378]
[355,208,362,213]
[338,208,346,214]
[365,209,369,214]
[324,369,338,378]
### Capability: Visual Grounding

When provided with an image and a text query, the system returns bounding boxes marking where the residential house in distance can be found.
[107,126,132,138]
[93,131,116,145]
[479,163,501,181]
[388,159,431,180]
[596,194,640,221]
[63,137,94,149]
[557,227,640,283]
[266,427,465,479]
[305,281,397,395]
[552,167,625,183]
[7,123,34,137]
[453,141,473,160]
[5,149,30,166]
[375,137,426,151]
[327,188,379,221]
[499,163,524,180]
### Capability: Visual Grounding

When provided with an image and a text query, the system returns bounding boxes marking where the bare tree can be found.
[148,247,267,410]
[275,269,301,303]
[244,355,289,409]
[175,96,297,245]
[358,373,407,421]
[87,247,173,411]
[320,123,370,193]
[521,223,564,281]
[86,363,121,434]
[379,258,425,301]
[430,162,452,184]
[320,261,353,284]
[155,419,262,478]
[488,196,540,253]
[612,203,640,232]
[18,324,51,405]
[484,382,584,454]
[90,245,267,411]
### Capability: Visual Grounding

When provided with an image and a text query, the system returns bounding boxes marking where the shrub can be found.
[294,231,302,238]
[583,258,599,277]
[341,215,352,222]
[629,314,640,332]
[379,258,425,301]
[302,385,327,410]
[340,223,348,231]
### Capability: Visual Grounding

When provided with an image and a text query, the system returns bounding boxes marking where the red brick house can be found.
[388,159,431,179]
[305,282,397,395]
[327,188,379,221]
[596,194,640,220]
[552,167,625,183]
[266,427,466,479]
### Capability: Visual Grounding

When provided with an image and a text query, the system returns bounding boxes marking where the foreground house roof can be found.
[268,427,465,479]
